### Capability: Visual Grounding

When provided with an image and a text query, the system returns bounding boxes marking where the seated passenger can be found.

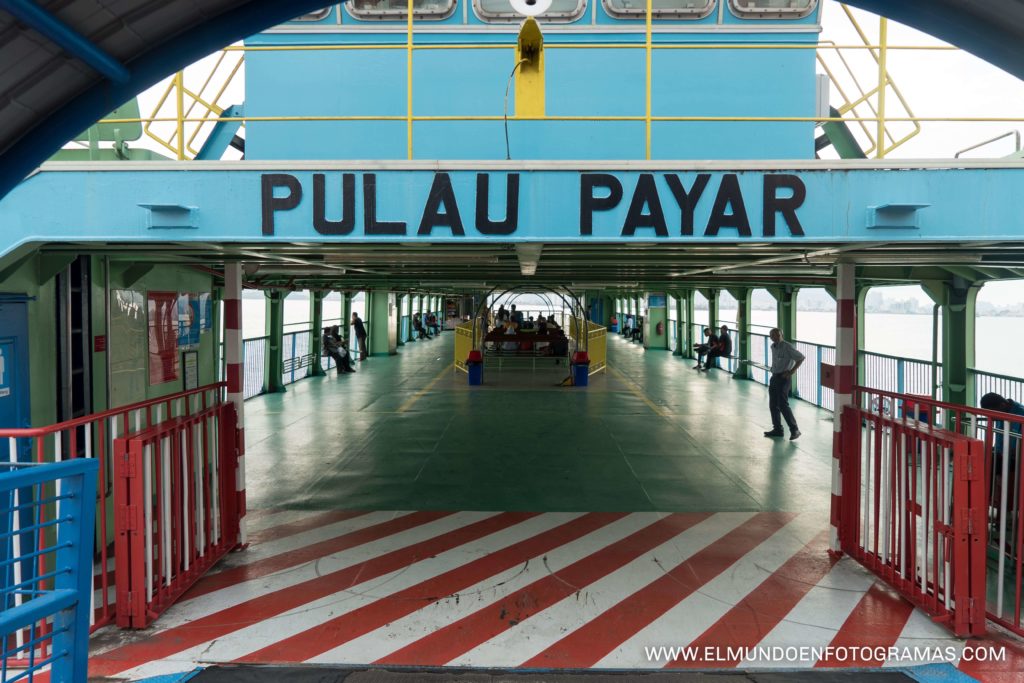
[413,314,428,340]
[324,326,356,374]
[501,321,519,352]
[693,327,718,370]
[427,313,440,335]
[703,325,733,371]
[631,317,643,342]
[546,315,560,329]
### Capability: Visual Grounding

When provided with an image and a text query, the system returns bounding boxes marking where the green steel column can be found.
[673,292,684,356]
[937,280,979,406]
[265,289,285,393]
[683,290,695,358]
[310,291,325,376]
[342,291,353,348]
[855,284,870,388]
[730,287,752,380]
[396,293,405,347]
[403,290,411,339]
[767,286,798,396]
[771,286,798,343]
[368,290,398,356]
[704,288,720,329]
[643,292,668,350]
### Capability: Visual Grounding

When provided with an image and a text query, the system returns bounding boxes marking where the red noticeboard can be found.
[93,335,106,352]
[820,362,835,390]
[148,291,179,384]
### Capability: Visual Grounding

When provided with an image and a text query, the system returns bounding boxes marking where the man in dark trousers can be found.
[702,324,733,371]
[693,327,718,370]
[764,327,804,441]
[351,312,368,361]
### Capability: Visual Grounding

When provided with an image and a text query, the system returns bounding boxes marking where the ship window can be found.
[603,0,714,19]
[728,0,816,19]
[475,0,586,22]
[292,7,334,20]
[347,0,456,20]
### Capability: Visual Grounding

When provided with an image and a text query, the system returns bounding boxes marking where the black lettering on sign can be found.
[418,173,465,236]
[363,173,406,236]
[664,173,710,236]
[476,173,519,235]
[260,173,301,236]
[622,174,667,237]
[763,174,806,236]
[705,174,751,237]
[313,173,355,235]
[580,174,623,236]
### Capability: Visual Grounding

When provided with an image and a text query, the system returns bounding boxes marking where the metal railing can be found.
[0,384,227,638]
[853,386,1024,637]
[99,6,955,162]
[860,349,941,397]
[243,337,268,400]
[839,396,985,636]
[971,367,1024,406]
[1,459,98,682]
[282,329,313,386]
[568,317,608,375]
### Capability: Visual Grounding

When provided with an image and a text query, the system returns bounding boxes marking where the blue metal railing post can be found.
[897,357,905,394]
[54,459,98,683]
[0,459,98,682]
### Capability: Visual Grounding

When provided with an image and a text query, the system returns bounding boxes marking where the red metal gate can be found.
[839,397,987,636]
[113,401,239,628]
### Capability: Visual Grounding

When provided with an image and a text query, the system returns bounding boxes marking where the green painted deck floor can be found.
[243,332,835,514]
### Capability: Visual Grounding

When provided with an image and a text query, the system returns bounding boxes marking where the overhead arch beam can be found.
[3,0,1024,202]
[0,0,130,83]
[844,0,1024,84]
[0,0,335,200]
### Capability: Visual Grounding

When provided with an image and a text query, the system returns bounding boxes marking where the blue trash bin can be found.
[468,361,483,385]
[571,351,590,387]
[572,362,589,386]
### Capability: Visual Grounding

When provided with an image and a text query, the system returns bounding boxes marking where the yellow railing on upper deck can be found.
[568,317,607,375]
[453,320,482,373]
[123,7,979,161]
[816,5,921,158]
[143,49,244,160]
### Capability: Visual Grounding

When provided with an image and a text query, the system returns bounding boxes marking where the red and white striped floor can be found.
[88,509,1024,681]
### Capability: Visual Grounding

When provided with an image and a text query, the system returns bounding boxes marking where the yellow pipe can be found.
[175,71,185,160]
[99,115,1024,124]
[407,0,414,160]
[644,0,652,160]
[876,17,888,159]
[222,43,956,52]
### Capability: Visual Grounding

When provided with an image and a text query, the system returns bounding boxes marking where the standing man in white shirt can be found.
[764,327,805,441]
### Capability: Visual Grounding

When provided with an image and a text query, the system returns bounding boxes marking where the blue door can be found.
[0,297,31,459]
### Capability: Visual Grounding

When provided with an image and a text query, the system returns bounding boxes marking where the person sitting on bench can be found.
[693,327,718,370]
[702,325,732,371]
[413,314,429,339]
[324,326,356,374]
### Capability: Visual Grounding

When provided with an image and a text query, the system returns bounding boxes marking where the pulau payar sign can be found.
[260,171,806,239]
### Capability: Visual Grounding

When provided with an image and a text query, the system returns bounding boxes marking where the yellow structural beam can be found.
[515,18,545,119]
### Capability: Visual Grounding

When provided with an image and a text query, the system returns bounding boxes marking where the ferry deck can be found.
[4,1,1024,682]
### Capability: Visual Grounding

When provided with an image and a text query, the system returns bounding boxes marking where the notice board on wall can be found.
[109,289,147,407]
[148,291,179,384]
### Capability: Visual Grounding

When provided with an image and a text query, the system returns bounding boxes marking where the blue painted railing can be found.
[1,459,97,683]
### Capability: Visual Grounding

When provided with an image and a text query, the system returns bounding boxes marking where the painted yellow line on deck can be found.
[608,364,673,418]
[398,363,454,413]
